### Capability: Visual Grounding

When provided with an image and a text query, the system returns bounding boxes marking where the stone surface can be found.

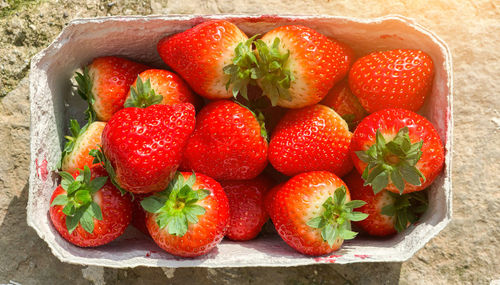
[0,0,498,284]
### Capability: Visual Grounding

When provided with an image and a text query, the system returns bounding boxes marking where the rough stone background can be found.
[0,0,499,284]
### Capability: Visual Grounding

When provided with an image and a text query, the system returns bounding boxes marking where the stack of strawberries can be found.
[49,20,444,257]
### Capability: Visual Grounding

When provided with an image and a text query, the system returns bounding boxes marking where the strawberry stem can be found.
[355,127,426,194]
[380,190,428,232]
[124,76,163,108]
[141,172,210,237]
[90,147,127,195]
[74,67,97,122]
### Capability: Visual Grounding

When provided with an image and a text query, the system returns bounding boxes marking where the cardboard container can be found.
[28,15,453,268]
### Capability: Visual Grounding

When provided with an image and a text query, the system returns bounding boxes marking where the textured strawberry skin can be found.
[102,103,195,194]
[271,171,350,255]
[157,20,248,99]
[259,26,349,108]
[269,104,352,177]
[49,165,133,247]
[146,172,229,257]
[183,100,268,180]
[127,69,203,110]
[344,171,397,236]
[131,193,150,236]
[221,175,273,241]
[350,108,445,194]
[62,121,106,174]
[348,49,434,113]
[88,56,148,121]
[320,79,368,129]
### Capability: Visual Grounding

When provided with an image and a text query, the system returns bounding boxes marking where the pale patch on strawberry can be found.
[62,121,105,174]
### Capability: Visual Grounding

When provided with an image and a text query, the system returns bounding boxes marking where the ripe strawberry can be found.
[158,20,256,100]
[263,183,283,219]
[60,120,105,174]
[351,108,445,194]
[183,100,268,181]
[320,79,368,130]
[270,171,367,256]
[329,38,356,76]
[345,171,428,236]
[96,103,195,194]
[49,165,132,247]
[269,104,353,177]
[75,56,148,121]
[348,49,434,113]
[124,69,202,110]
[141,172,230,257]
[254,25,349,108]
[131,193,150,236]
[220,175,273,241]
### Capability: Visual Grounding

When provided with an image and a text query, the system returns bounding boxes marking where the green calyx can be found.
[306,186,368,246]
[254,37,294,106]
[74,67,97,122]
[124,76,163,108]
[223,35,260,100]
[90,147,127,195]
[355,127,426,194]
[57,119,90,169]
[381,191,428,232]
[141,172,210,237]
[51,165,106,234]
[234,101,268,141]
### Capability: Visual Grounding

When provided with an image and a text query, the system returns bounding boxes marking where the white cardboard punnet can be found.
[28,15,453,268]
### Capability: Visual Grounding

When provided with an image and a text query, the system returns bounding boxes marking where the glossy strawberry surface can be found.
[49,165,132,247]
[269,104,352,177]
[348,49,434,113]
[183,100,268,180]
[221,175,273,241]
[102,103,195,193]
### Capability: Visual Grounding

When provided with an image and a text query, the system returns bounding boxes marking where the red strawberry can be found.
[263,182,283,219]
[345,171,428,236]
[158,20,256,100]
[269,104,352,177]
[49,165,132,247]
[321,79,368,130]
[131,193,150,236]
[351,108,445,194]
[254,26,349,108]
[183,100,268,181]
[75,56,148,121]
[348,49,434,113]
[60,120,105,174]
[124,69,203,110]
[220,175,273,241]
[96,103,195,194]
[141,172,230,257]
[270,171,367,256]
[329,38,356,76]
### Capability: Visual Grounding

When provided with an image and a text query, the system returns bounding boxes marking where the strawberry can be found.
[348,49,434,113]
[182,100,268,181]
[75,56,148,121]
[131,193,150,236]
[141,172,229,257]
[351,108,445,194]
[320,79,368,130]
[263,182,283,219]
[270,171,367,255]
[344,171,428,236]
[95,103,196,194]
[124,69,203,110]
[268,104,353,177]
[157,20,256,100]
[254,25,349,108]
[220,175,273,241]
[49,165,132,247]
[60,120,105,174]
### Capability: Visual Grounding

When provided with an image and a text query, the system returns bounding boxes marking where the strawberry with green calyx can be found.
[270,171,367,256]
[60,119,105,174]
[75,56,149,121]
[49,165,132,247]
[350,108,445,195]
[157,20,255,100]
[124,70,202,110]
[141,172,229,257]
[345,170,428,236]
[254,25,350,108]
